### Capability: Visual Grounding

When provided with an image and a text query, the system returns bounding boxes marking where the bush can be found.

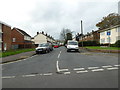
[78,40,100,47]
[110,40,120,47]
[114,40,120,47]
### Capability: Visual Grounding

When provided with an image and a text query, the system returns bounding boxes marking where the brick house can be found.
[79,30,100,43]
[0,22,12,51]
[11,28,34,49]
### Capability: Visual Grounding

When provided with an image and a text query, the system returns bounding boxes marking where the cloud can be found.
[0,0,119,39]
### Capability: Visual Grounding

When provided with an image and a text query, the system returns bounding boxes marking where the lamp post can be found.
[81,20,83,48]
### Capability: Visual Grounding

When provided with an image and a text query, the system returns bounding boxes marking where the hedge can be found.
[78,41,100,47]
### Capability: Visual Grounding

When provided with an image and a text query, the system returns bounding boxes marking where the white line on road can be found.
[102,65,113,68]
[73,68,85,71]
[22,74,36,77]
[114,65,120,67]
[59,69,69,72]
[2,76,15,79]
[88,67,99,70]
[76,70,88,73]
[60,51,62,54]
[43,73,53,76]
[64,72,71,75]
[92,69,104,72]
[107,67,118,70]
[58,54,60,58]
[56,61,60,72]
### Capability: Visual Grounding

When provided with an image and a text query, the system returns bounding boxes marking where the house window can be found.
[100,32,105,36]
[13,38,16,42]
[107,37,111,43]
[101,38,105,43]
[0,24,2,32]
[116,36,120,41]
[116,27,120,32]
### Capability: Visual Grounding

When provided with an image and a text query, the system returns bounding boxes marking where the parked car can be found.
[48,43,53,51]
[53,44,59,48]
[66,40,79,52]
[36,43,52,54]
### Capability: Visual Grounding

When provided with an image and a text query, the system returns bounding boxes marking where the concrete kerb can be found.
[1,51,36,64]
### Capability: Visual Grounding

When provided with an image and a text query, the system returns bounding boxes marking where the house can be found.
[0,21,12,51]
[98,25,120,44]
[32,31,55,47]
[79,30,100,43]
[11,27,34,49]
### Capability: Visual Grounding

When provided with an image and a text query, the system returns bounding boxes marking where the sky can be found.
[0,0,119,39]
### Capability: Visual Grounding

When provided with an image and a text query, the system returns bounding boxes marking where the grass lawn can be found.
[0,48,35,58]
[85,46,120,50]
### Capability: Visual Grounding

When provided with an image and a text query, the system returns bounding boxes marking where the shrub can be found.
[114,40,120,47]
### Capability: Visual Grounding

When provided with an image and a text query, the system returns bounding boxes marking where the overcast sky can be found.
[0,0,119,39]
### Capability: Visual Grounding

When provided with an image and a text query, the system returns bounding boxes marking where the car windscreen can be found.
[68,42,78,45]
[39,43,48,47]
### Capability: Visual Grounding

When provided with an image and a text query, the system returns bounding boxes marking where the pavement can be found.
[2,46,119,88]
[1,51,36,63]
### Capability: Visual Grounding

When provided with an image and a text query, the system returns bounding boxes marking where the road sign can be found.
[107,31,111,35]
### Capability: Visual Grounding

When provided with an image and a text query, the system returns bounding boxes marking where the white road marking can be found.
[58,54,60,58]
[107,67,118,70]
[56,61,60,72]
[60,51,62,54]
[76,70,88,73]
[114,65,120,67]
[2,76,15,79]
[64,72,71,75]
[73,68,85,71]
[22,74,36,77]
[88,67,99,69]
[102,65,113,68]
[59,69,69,72]
[92,69,104,72]
[43,73,53,76]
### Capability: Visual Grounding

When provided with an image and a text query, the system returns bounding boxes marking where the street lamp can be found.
[81,20,84,48]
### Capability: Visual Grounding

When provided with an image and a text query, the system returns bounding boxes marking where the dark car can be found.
[36,43,51,54]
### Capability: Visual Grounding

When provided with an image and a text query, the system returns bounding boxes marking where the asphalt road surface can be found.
[2,46,119,88]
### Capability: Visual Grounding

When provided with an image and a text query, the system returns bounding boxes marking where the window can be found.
[116,36,120,41]
[13,38,16,42]
[101,38,105,43]
[107,37,111,43]
[100,32,105,36]
[116,27,120,32]
[0,24,2,32]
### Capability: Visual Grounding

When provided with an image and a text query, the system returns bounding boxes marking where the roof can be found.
[14,28,31,37]
[0,21,11,27]
[98,24,120,32]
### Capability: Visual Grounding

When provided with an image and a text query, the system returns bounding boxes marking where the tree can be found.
[60,28,72,40]
[66,33,72,40]
[96,13,120,30]
[60,28,72,44]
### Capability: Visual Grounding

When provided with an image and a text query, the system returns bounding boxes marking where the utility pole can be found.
[81,20,83,48]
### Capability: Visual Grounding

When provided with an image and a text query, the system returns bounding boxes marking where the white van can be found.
[67,40,79,52]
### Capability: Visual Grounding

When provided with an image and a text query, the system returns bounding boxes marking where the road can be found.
[2,46,119,88]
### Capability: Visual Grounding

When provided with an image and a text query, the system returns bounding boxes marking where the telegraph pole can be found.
[81,20,83,48]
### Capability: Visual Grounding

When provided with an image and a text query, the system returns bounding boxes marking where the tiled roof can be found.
[15,28,31,37]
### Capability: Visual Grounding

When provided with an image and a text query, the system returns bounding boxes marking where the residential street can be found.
[2,46,119,88]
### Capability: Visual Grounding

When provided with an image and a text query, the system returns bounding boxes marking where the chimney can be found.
[37,32,39,35]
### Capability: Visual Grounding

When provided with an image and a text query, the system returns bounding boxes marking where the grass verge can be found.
[85,46,120,50]
[0,48,35,58]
